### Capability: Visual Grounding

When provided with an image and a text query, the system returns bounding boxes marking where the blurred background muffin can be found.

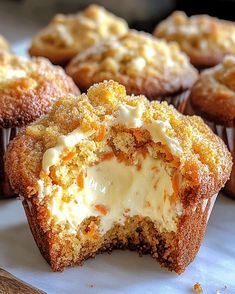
[0,50,79,199]
[187,55,235,199]
[66,30,198,111]
[29,5,129,65]
[0,35,10,51]
[153,11,235,69]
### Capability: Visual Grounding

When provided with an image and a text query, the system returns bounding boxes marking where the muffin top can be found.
[154,11,235,68]
[28,4,128,65]
[190,55,235,127]
[5,81,231,202]
[0,50,79,128]
[0,35,10,51]
[66,30,198,98]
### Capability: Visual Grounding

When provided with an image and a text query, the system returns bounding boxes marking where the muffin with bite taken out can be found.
[5,80,232,272]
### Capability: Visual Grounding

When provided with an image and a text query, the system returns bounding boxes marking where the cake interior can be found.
[36,124,185,272]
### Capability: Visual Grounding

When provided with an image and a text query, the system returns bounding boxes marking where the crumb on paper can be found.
[90,284,94,288]
[224,285,228,289]
[193,282,203,293]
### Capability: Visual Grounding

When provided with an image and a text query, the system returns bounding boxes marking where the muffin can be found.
[187,55,235,198]
[0,50,79,198]
[66,30,198,112]
[0,35,10,51]
[154,11,235,69]
[28,4,129,65]
[5,80,232,273]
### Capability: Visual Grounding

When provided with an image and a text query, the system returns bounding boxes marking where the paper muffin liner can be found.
[156,90,190,114]
[185,100,235,199]
[202,193,217,222]
[0,127,20,199]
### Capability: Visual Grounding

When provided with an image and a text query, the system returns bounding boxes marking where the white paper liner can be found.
[202,193,218,222]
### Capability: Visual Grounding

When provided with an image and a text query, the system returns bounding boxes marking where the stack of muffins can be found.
[1,4,234,274]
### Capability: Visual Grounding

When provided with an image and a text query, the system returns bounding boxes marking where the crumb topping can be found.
[0,51,64,88]
[66,30,194,79]
[201,55,235,92]
[154,11,235,55]
[29,4,128,61]
[190,55,235,126]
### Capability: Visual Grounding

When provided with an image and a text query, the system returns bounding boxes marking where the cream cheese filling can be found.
[42,129,95,172]
[42,103,182,172]
[39,154,182,234]
[39,103,183,234]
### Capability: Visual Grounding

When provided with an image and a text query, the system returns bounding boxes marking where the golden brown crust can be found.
[0,35,10,51]
[154,11,235,68]
[28,4,128,65]
[189,56,235,127]
[186,100,235,199]
[171,193,213,273]
[66,31,198,98]
[0,51,80,128]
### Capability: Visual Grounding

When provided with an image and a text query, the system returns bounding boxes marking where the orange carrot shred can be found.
[132,129,143,141]
[77,171,84,189]
[62,151,75,161]
[140,147,148,159]
[97,125,106,142]
[117,152,126,162]
[101,152,114,161]
[171,174,179,203]
[164,147,174,161]
[95,204,108,215]
[86,223,96,237]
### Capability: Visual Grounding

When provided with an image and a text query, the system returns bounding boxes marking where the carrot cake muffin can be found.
[5,80,232,273]
[66,30,198,112]
[154,11,235,68]
[0,50,79,198]
[188,55,235,198]
[28,4,128,65]
[0,35,10,51]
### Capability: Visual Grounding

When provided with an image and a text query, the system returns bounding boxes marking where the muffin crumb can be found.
[193,282,203,293]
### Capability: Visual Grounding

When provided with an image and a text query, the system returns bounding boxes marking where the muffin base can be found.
[185,100,235,198]
[0,127,19,199]
[22,192,217,273]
